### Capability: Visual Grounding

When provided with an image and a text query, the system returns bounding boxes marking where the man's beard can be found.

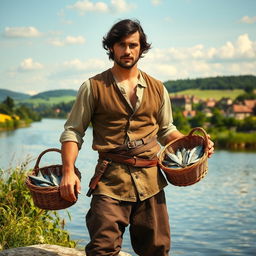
[114,54,140,69]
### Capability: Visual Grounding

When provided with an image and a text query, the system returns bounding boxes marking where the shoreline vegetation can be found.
[0,96,41,132]
[0,164,77,251]
[0,115,32,132]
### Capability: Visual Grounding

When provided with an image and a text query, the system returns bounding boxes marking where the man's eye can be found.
[130,44,138,48]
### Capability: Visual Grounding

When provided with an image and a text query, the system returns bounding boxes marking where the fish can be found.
[29,175,54,186]
[165,152,183,167]
[49,170,62,186]
[163,144,205,169]
[189,145,204,165]
[176,148,183,164]
[163,160,182,169]
[186,147,197,165]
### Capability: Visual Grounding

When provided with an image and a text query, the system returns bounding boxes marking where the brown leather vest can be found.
[90,69,164,158]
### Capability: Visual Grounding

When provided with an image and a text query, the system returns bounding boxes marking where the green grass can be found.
[18,96,76,106]
[0,163,76,250]
[170,89,244,100]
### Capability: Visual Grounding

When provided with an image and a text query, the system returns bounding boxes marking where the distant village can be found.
[170,95,256,120]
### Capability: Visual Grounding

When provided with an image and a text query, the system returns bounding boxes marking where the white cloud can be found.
[68,0,109,14]
[236,33,254,57]
[151,0,162,6]
[110,0,135,13]
[65,36,85,44]
[18,58,43,71]
[49,35,86,46]
[146,34,256,62]
[239,16,256,24]
[63,58,108,70]
[68,0,135,15]
[4,27,41,38]
[140,33,256,81]
[219,41,235,59]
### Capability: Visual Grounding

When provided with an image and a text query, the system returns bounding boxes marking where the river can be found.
[0,119,255,255]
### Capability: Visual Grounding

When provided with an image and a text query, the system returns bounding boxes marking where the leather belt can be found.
[99,152,158,167]
[110,137,156,152]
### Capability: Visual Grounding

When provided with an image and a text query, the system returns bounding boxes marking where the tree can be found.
[189,112,207,128]
[209,108,225,128]
[173,111,191,131]
[244,85,254,94]
[3,96,14,111]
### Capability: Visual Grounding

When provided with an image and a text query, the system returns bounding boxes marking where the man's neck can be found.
[111,63,139,83]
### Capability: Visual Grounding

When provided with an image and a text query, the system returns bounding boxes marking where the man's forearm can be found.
[60,141,81,202]
[61,141,79,172]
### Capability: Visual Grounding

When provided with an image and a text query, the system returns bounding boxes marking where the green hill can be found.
[164,75,256,93]
[0,89,78,106]
[170,89,244,100]
[21,96,76,106]
[0,89,30,102]
[31,89,77,99]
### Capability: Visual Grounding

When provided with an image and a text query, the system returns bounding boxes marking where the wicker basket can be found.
[25,148,81,210]
[158,127,209,186]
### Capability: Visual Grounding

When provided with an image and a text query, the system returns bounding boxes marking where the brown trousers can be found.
[85,190,170,256]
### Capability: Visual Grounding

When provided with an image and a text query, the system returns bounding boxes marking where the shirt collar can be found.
[111,69,147,88]
[137,70,147,88]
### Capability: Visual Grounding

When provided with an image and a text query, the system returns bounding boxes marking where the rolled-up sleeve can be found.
[59,80,94,149]
[157,86,177,145]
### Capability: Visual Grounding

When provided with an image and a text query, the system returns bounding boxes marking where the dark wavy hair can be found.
[102,19,151,60]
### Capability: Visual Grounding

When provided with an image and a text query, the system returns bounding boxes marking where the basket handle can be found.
[33,148,62,174]
[188,127,209,151]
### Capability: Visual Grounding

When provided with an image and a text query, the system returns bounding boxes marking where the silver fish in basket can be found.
[163,145,204,169]
[29,170,62,187]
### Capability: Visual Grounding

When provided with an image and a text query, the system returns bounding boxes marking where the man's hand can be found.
[60,141,80,202]
[60,169,81,202]
[206,134,214,158]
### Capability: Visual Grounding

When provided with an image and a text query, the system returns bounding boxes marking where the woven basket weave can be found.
[158,127,209,186]
[25,148,81,210]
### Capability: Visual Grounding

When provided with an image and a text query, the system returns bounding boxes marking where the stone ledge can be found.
[0,244,132,256]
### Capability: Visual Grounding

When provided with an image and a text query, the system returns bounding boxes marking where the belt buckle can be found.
[127,140,136,149]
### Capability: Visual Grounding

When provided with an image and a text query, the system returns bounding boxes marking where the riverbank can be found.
[211,130,256,150]
[0,120,31,132]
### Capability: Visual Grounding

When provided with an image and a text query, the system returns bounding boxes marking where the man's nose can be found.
[124,46,131,55]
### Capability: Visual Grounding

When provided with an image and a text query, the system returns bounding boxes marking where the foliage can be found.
[0,163,76,250]
[210,130,256,150]
[237,116,256,132]
[0,97,41,130]
[173,111,190,133]
[164,75,256,93]
[235,92,256,102]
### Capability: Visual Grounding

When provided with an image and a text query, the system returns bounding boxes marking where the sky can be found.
[0,0,256,95]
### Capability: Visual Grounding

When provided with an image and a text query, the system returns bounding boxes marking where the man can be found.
[59,19,214,256]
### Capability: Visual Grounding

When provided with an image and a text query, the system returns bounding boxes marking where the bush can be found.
[0,162,76,250]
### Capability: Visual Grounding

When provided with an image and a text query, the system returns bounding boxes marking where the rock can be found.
[0,244,132,256]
